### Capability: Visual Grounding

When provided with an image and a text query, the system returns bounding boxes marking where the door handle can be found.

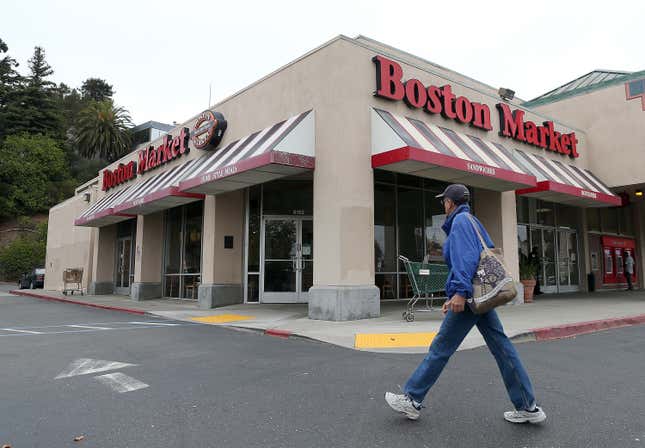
[292,257,297,271]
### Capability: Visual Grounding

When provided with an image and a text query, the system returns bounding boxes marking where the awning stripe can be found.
[537,155,583,188]
[477,139,523,173]
[552,159,596,191]
[440,126,492,165]
[424,122,471,160]
[375,109,422,148]
[569,164,613,195]
[513,150,552,181]
[407,118,449,155]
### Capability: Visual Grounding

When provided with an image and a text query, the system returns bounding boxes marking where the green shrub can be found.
[0,221,47,281]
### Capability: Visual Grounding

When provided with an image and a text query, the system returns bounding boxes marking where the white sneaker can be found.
[384,392,420,420]
[504,406,546,424]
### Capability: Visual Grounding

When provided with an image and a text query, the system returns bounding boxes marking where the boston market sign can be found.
[102,111,227,191]
[372,55,579,158]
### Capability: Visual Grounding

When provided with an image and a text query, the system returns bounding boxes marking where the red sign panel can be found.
[138,127,190,175]
[102,161,137,191]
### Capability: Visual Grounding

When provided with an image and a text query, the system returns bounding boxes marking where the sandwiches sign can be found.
[372,55,579,158]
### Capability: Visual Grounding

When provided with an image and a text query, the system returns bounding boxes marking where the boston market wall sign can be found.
[102,111,227,191]
[372,55,579,158]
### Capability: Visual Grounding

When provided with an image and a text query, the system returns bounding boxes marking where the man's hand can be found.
[442,294,466,314]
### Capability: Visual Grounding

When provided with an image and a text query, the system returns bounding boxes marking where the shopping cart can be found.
[399,255,449,322]
[62,268,84,296]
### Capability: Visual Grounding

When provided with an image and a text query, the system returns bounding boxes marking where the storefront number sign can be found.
[372,55,580,158]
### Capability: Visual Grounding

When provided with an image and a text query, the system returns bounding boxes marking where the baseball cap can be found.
[435,184,470,204]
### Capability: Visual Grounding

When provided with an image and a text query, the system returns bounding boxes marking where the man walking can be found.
[384,184,546,424]
[624,250,635,291]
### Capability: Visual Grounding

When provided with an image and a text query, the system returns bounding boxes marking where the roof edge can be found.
[524,70,645,108]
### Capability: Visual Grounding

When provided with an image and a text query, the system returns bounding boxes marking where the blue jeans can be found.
[404,307,536,411]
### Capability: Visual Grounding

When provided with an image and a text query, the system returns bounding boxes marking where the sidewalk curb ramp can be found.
[9,290,147,316]
[512,313,645,342]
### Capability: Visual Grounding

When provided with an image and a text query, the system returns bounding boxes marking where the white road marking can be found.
[94,372,149,393]
[128,321,180,326]
[66,325,112,330]
[2,328,43,334]
[55,358,137,379]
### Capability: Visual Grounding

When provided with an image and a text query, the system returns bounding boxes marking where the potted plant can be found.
[519,254,538,303]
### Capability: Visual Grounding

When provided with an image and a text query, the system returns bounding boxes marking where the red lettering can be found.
[426,86,442,114]
[171,136,180,157]
[544,121,562,153]
[455,96,473,124]
[372,55,405,101]
[525,121,539,145]
[496,103,526,141]
[538,127,548,148]
[179,128,190,155]
[138,149,147,174]
[569,133,579,158]
[440,85,457,119]
[471,102,492,130]
[560,134,571,156]
[404,79,427,109]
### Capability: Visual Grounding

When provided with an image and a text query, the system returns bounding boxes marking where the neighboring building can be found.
[524,69,645,292]
[44,36,644,320]
[131,121,174,148]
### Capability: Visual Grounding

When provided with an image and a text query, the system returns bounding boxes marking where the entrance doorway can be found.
[115,237,133,295]
[261,217,313,303]
[523,226,579,293]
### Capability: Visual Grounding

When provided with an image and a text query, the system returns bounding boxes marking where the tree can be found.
[0,221,47,281]
[2,46,63,138]
[0,134,75,219]
[0,38,23,140]
[81,78,114,102]
[75,100,133,161]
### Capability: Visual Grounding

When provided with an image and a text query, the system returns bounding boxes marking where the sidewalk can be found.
[9,288,645,353]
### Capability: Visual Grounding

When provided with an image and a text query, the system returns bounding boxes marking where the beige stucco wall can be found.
[134,212,163,283]
[44,190,97,291]
[530,82,645,188]
[201,191,244,285]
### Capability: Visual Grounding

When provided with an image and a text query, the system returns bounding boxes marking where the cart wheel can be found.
[62,291,67,296]
[405,313,415,322]
[70,291,74,295]
[402,311,408,320]
[81,291,84,296]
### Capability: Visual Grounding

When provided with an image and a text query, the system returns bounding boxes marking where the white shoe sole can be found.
[384,393,420,420]
[504,412,546,424]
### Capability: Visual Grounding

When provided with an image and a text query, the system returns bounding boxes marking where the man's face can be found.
[443,198,454,215]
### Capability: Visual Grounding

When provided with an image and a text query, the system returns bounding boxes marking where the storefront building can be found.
[44,36,644,320]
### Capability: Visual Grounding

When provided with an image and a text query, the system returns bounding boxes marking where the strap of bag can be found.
[466,214,488,250]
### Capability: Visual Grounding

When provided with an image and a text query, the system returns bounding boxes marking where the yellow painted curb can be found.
[355,332,437,349]
[191,314,255,324]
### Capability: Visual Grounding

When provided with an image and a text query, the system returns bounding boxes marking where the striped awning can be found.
[74,185,137,227]
[111,158,204,216]
[371,109,536,191]
[178,110,315,195]
[514,150,621,207]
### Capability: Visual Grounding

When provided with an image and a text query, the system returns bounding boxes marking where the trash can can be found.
[587,272,595,292]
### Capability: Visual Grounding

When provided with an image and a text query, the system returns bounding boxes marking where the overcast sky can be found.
[2,0,643,125]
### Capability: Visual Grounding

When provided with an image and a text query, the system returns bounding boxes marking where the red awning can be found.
[513,150,621,207]
[371,108,536,191]
[178,110,315,195]
[74,186,136,227]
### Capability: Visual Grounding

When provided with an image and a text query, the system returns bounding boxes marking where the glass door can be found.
[115,237,133,295]
[261,217,312,303]
[557,230,580,292]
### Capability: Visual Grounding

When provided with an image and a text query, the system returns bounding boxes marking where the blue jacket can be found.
[442,204,494,299]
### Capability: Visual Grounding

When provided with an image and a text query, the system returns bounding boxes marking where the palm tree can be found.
[75,101,133,161]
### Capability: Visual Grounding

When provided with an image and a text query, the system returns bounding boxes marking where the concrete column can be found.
[88,224,116,295]
[308,112,379,321]
[198,192,244,309]
[131,213,164,300]
[578,208,590,292]
[474,190,520,281]
[634,201,645,287]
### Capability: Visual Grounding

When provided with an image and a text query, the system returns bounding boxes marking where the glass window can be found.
[517,225,529,260]
[397,187,424,266]
[586,208,600,232]
[183,202,203,274]
[556,204,578,228]
[536,200,555,226]
[262,180,312,215]
[374,183,397,273]
[601,208,619,234]
[374,170,396,184]
[397,173,424,188]
[164,207,182,275]
[516,197,529,224]
[247,274,259,302]
[425,192,446,262]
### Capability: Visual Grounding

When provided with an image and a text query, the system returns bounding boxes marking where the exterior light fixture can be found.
[636,190,644,197]
[498,87,515,101]
[83,192,91,202]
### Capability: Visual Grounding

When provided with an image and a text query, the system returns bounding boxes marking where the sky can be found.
[2,0,643,125]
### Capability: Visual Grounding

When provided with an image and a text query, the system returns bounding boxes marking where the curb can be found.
[9,290,147,316]
[514,313,645,342]
[264,328,293,338]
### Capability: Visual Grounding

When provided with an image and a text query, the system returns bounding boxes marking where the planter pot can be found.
[520,279,537,303]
